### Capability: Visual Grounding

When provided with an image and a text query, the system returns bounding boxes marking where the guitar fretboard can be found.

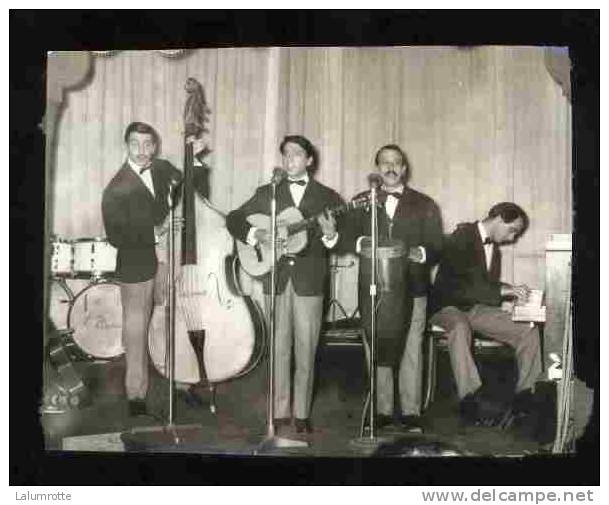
[285,200,366,236]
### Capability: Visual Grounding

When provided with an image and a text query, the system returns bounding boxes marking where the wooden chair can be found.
[421,263,513,411]
[422,324,512,411]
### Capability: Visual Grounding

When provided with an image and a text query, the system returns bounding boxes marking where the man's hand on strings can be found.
[318,209,337,239]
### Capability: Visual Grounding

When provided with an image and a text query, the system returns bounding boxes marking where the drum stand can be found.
[350,182,393,452]
[255,173,308,454]
[123,184,203,447]
[326,255,355,323]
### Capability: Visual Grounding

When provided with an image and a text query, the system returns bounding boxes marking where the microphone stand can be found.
[166,184,179,431]
[350,182,392,452]
[256,175,308,453]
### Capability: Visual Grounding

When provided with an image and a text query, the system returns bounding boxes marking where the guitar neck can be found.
[285,201,359,236]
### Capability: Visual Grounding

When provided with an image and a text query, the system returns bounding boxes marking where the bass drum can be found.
[48,279,74,330]
[67,282,125,360]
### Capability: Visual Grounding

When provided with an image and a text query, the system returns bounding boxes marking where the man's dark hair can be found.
[487,202,529,231]
[279,135,319,172]
[123,121,160,146]
[374,144,411,182]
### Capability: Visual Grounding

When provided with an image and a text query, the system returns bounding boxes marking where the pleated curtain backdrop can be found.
[50,46,571,317]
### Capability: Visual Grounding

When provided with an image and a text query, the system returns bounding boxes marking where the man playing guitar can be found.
[226,135,342,438]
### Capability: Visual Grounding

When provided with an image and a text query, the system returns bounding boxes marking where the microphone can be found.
[167,169,183,187]
[271,166,287,185]
[367,173,383,188]
[167,175,183,208]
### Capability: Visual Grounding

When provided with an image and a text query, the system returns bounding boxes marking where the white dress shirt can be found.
[477,220,493,271]
[287,174,309,207]
[384,192,400,220]
[127,158,155,198]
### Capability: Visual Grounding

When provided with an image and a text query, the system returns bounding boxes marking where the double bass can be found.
[147,78,266,401]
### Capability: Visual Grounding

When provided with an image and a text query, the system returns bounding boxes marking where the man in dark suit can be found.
[226,135,342,437]
[102,121,182,417]
[429,202,542,425]
[341,144,443,433]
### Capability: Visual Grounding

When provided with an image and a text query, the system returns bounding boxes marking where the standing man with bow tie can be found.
[342,144,444,433]
[429,203,542,426]
[102,122,184,417]
[226,135,343,438]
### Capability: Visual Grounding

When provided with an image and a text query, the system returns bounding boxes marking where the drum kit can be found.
[48,236,123,362]
[43,236,122,413]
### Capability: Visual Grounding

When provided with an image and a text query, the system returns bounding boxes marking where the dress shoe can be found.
[273,417,291,433]
[499,389,535,430]
[363,414,393,433]
[295,418,313,434]
[459,392,502,427]
[512,389,534,416]
[398,415,424,433]
[128,399,148,417]
[376,414,394,429]
[459,393,480,425]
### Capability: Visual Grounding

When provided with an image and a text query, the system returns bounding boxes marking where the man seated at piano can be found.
[429,202,543,426]
[226,135,343,438]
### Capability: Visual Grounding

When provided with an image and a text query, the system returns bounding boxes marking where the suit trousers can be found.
[430,304,542,399]
[120,262,166,400]
[266,278,324,420]
[375,296,426,416]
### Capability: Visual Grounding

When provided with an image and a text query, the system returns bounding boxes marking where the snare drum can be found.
[73,238,117,280]
[68,282,124,360]
[50,238,73,277]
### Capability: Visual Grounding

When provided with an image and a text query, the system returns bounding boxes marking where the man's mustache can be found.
[383,170,398,177]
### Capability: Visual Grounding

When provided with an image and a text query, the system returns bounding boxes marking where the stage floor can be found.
[42,344,547,457]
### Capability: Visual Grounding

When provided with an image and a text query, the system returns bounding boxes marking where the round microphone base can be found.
[254,435,310,455]
[349,434,395,455]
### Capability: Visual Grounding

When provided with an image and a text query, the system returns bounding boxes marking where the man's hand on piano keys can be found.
[501,283,531,304]
[513,284,531,305]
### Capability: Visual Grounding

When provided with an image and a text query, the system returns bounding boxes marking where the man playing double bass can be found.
[102,121,208,418]
[226,135,343,438]
[340,144,443,433]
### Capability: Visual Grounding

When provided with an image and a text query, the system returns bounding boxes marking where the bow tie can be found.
[385,191,402,199]
[288,179,307,186]
[139,166,151,175]
[483,237,493,245]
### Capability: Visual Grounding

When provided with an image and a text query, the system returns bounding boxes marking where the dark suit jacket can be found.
[226,178,343,296]
[430,222,502,314]
[102,158,182,283]
[339,187,444,297]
